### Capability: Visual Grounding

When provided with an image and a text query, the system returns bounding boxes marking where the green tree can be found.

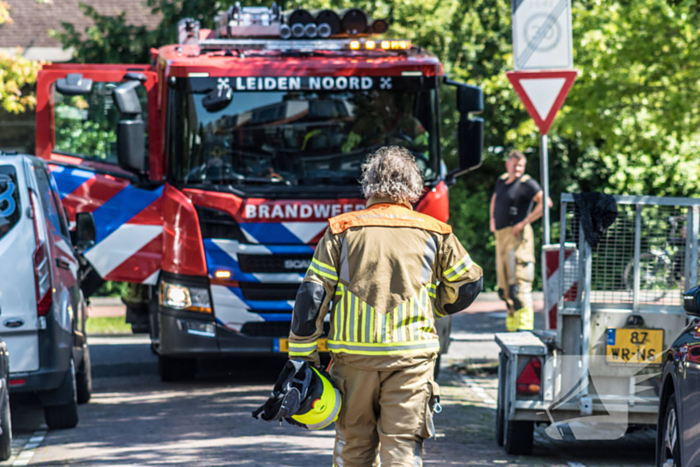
[0,1,44,114]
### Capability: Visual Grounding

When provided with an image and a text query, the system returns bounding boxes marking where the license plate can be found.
[274,338,328,353]
[606,328,663,365]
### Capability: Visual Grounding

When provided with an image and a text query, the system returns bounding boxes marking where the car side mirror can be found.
[444,79,484,185]
[684,286,700,317]
[56,73,93,96]
[74,212,96,251]
[113,80,147,175]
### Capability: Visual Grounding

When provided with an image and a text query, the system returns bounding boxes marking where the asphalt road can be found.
[3,303,658,466]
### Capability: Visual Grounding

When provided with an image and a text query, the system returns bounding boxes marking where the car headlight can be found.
[159,281,212,313]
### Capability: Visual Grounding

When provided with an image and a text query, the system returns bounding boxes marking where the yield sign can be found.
[507,70,577,135]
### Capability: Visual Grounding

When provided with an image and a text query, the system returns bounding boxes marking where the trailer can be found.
[495,193,698,454]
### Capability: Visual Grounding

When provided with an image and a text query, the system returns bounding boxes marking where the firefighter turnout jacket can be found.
[289,197,483,369]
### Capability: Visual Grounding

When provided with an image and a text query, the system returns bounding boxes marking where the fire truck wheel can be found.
[159,355,197,382]
[504,419,534,455]
[496,352,506,447]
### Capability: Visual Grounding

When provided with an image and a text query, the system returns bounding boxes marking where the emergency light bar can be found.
[198,38,411,53]
[208,3,389,41]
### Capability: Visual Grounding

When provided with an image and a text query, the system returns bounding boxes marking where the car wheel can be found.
[44,359,79,429]
[0,386,12,461]
[158,355,197,382]
[76,346,92,404]
[496,352,506,447]
[659,394,681,467]
[433,354,442,380]
[504,419,534,455]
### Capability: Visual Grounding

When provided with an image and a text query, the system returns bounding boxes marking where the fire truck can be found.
[34,5,484,381]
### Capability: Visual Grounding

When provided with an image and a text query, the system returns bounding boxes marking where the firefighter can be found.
[489,150,548,332]
[288,146,483,467]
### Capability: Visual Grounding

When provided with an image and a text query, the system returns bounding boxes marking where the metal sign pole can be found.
[540,133,550,245]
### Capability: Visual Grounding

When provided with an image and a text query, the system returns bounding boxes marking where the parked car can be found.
[656,285,700,467]
[0,338,11,460]
[0,153,95,429]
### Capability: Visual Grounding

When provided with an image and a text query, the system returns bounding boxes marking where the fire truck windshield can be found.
[169,78,440,191]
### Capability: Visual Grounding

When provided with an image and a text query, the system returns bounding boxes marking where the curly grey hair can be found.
[361,146,424,203]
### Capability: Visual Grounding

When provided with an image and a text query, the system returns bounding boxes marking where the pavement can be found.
[3,292,656,466]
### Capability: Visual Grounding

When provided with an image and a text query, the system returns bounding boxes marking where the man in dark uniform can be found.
[489,151,547,332]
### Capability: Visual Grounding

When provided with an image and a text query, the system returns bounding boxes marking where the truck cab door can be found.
[35,66,163,286]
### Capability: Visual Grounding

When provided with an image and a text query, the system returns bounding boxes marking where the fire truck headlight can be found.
[365,40,376,50]
[160,281,212,313]
[350,40,360,50]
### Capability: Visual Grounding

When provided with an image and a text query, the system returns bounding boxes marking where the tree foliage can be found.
[55,0,700,289]
[0,2,44,114]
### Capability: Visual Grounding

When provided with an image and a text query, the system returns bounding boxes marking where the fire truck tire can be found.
[504,419,534,455]
[0,388,12,461]
[496,352,506,447]
[44,359,79,430]
[159,355,197,382]
[76,346,92,404]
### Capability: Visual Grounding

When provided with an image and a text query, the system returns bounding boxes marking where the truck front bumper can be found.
[158,308,289,358]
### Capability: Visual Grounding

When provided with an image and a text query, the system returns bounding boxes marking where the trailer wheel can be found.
[495,352,506,447]
[159,355,197,382]
[504,419,534,455]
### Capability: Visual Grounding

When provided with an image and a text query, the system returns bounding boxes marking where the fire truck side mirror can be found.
[456,84,483,114]
[113,81,147,175]
[444,79,484,185]
[457,116,484,173]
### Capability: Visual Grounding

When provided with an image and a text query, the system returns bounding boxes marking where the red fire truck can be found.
[35,5,484,381]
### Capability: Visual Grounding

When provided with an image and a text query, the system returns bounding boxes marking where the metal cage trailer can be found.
[495,193,698,454]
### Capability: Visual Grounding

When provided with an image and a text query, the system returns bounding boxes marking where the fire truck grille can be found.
[240,322,330,338]
[195,205,248,242]
[239,283,300,301]
[237,254,313,273]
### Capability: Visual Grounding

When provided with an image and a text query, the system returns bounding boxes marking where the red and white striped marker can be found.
[544,244,578,330]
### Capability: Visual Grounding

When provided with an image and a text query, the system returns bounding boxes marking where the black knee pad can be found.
[497,288,506,301]
[509,285,522,310]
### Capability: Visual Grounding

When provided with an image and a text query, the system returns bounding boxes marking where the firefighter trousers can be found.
[330,358,439,467]
[495,225,535,331]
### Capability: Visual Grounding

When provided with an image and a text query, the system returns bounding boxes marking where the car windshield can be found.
[169,76,439,191]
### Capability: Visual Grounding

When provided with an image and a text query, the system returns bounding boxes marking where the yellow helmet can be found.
[253,359,342,430]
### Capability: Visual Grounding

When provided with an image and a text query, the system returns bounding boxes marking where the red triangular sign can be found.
[507,70,578,135]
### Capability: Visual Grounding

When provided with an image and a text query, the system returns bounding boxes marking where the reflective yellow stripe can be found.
[385,312,391,343]
[369,304,375,343]
[327,339,440,355]
[423,287,435,333]
[428,283,436,298]
[407,295,415,342]
[312,258,338,278]
[289,341,317,357]
[335,284,345,341]
[289,341,317,349]
[309,264,338,281]
[361,302,367,343]
[353,295,359,343]
[444,254,473,280]
[289,349,316,356]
